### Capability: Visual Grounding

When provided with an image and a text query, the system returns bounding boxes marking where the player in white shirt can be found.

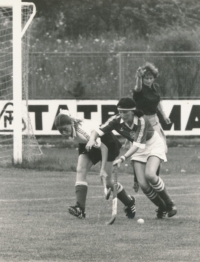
[54,110,136,219]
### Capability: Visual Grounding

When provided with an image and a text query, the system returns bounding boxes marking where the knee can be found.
[145,169,156,182]
[76,164,87,176]
[145,172,159,185]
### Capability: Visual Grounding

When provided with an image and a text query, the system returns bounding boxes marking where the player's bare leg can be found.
[68,154,93,219]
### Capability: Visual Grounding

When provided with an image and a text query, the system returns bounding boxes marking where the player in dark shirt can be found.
[131,62,171,191]
[54,110,136,219]
[86,97,177,219]
[133,62,171,149]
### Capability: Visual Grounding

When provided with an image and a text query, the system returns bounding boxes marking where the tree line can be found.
[21,0,200,99]
[23,0,200,40]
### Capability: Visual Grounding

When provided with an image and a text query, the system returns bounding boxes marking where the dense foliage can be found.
[24,0,200,40]
[20,1,200,99]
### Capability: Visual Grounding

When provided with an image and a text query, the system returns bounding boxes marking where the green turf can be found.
[0,163,199,261]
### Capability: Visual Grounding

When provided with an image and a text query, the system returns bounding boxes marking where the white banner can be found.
[0,100,199,136]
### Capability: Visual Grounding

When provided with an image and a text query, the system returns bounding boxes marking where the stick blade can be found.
[105,197,117,225]
[105,215,116,225]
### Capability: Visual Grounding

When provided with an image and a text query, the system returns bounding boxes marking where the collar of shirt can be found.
[70,119,101,147]
[120,115,139,129]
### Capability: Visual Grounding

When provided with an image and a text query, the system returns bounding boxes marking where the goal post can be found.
[0,0,42,165]
[13,0,22,163]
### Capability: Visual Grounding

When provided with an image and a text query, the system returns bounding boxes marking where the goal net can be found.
[0,0,42,165]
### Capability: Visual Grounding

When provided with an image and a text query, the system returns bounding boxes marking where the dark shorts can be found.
[78,132,122,165]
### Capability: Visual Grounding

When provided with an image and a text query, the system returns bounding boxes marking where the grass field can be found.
[0,147,200,262]
[19,143,200,175]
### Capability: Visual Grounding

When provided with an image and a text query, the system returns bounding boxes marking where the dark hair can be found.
[54,114,72,128]
[141,62,159,78]
[117,97,143,117]
[133,109,144,118]
[117,97,136,109]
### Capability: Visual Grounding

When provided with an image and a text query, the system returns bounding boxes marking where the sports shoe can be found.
[68,204,86,219]
[166,202,177,217]
[124,195,136,219]
[156,208,167,219]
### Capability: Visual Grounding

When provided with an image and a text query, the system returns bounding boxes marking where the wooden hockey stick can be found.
[105,167,118,225]
[101,177,112,200]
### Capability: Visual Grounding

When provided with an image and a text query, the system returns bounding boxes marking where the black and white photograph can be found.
[0,0,199,261]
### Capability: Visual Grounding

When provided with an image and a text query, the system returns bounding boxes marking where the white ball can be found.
[137,218,144,224]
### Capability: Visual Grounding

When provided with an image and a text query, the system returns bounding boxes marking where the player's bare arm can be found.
[85,130,99,151]
[133,67,145,92]
[157,101,171,124]
[99,142,108,179]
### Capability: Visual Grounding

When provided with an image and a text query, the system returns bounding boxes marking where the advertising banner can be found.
[0,100,199,136]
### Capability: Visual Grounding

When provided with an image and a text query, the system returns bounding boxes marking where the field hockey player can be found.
[54,110,136,220]
[86,97,177,219]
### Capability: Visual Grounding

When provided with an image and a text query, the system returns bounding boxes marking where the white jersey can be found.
[73,119,101,148]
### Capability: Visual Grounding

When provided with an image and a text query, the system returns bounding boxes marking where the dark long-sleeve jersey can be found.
[96,114,154,149]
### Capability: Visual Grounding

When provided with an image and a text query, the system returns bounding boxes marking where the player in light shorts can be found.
[86,97,177,219]
[131,62,171,191]
[54,110,136,219]
[133,62,171,152]
[130,131,167,163]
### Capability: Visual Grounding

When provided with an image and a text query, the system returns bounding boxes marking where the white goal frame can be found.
[0,0,36,163]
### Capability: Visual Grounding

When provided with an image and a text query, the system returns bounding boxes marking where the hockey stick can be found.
[101,177,112,200]
[105,167,118,225]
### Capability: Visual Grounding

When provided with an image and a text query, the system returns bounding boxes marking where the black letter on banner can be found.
[157,105,181,130]
[77,105,97,119]
[185,105,200,130]
[52,105,69,130]
[102,105,118,123]
[28,105,48,130]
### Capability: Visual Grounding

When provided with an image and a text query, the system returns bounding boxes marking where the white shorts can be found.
[146,114,168,153]
[130,132,167,163]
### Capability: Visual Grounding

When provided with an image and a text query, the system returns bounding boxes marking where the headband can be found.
[117,107,136,111]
